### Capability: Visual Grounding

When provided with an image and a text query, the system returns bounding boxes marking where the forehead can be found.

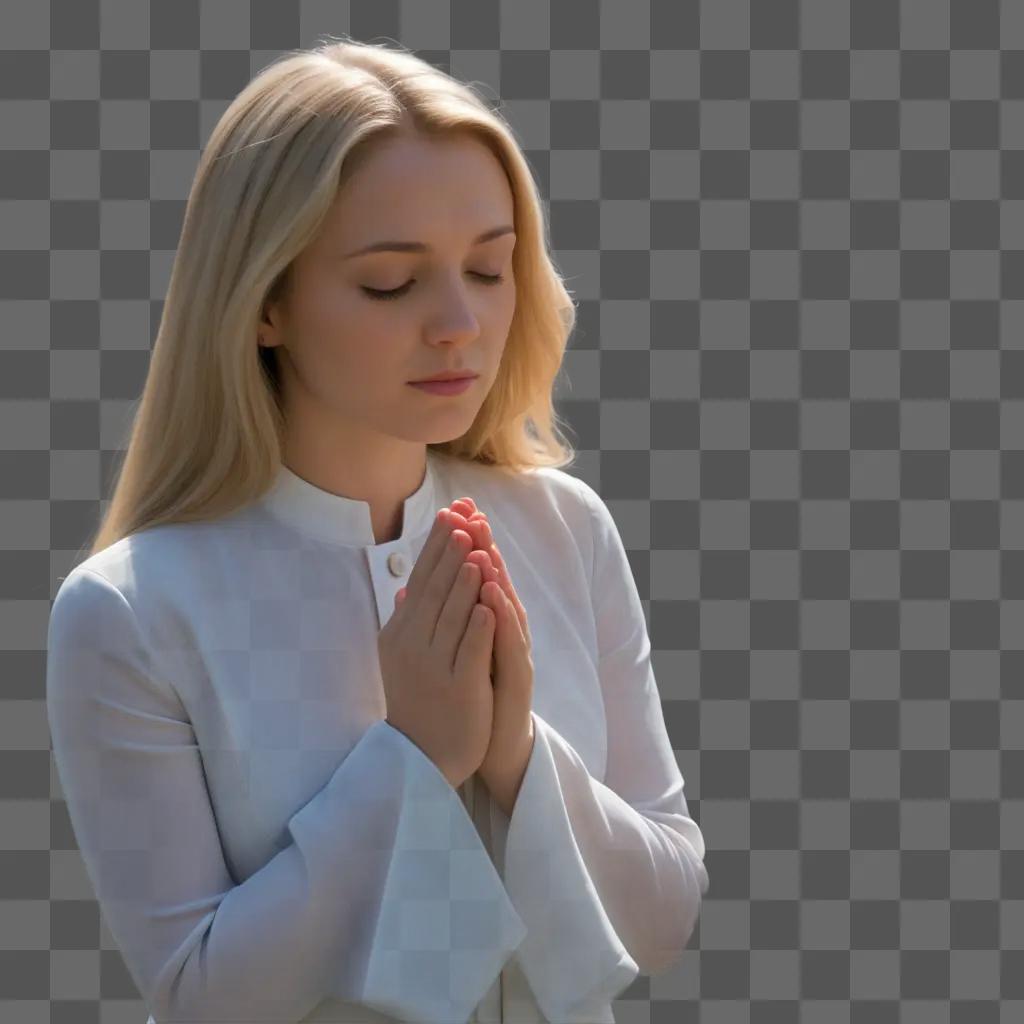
[320,133,515,246]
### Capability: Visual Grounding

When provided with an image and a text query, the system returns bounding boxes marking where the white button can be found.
[387,551,407,577]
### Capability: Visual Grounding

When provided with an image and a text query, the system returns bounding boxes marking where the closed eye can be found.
[361,272,506,302]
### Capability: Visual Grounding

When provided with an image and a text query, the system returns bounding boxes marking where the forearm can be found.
[481,715,536,817]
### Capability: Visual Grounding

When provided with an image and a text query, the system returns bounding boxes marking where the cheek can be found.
[290,287,395,372]
[296,280,360,336]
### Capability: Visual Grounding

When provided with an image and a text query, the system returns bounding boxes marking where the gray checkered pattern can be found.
[3,0,1021,1021]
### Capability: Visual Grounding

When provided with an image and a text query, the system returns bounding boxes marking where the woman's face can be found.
[259,132,518,452]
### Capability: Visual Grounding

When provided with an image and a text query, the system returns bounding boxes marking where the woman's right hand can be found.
[377,508,497,790]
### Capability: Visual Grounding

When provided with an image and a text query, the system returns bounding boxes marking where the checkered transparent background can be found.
[4,1,1023,1022]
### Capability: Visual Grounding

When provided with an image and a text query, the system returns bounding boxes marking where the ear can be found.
[258,274,290,349]
[258,303,284,349]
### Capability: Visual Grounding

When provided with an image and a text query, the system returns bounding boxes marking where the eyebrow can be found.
[342,224,516,260]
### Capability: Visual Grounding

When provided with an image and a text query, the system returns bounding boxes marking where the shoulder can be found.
[56,513,254,618]
[49,518,251,702]
[46,539,192,718]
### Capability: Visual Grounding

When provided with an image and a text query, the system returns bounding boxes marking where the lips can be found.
[407,376,476,395]
[409,373,479,384]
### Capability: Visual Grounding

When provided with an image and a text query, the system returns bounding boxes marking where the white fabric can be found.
[46,448,708,1023]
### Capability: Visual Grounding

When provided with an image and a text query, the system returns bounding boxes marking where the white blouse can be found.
[46,447,708,1023]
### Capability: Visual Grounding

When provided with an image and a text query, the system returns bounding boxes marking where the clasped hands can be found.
[395,498,535,814]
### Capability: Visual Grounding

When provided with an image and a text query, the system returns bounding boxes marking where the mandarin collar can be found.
[260,450,440,549]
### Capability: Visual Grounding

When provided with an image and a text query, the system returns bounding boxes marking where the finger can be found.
[504,590,527,646]
[454,519,499,585]
[449,499,487,528]
[463,548,493,577]
[450,510,529,647]
[458,521,499,580]
[444,507,474,532]
[483,579,525,647]
[478,525,518,604]
[444,509,493,571]
[399,509,457,610]
[478,529,529,644]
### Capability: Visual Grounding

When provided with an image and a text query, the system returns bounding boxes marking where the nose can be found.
[425,278,484,345]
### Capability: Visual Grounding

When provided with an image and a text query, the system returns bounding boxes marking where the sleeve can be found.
[46,566,527,1024]
[496,480,709,1024]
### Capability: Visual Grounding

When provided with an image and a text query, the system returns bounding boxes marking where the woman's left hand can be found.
[394,497,535,804]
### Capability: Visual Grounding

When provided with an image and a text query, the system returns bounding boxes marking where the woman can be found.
[46,34,708,1024]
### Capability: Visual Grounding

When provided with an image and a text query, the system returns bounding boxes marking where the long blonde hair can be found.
[84,34,578,560]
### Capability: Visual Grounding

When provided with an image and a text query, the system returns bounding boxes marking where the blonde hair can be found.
[84,34,578,560]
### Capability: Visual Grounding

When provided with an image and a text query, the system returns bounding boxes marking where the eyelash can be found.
[361,272,506,302]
